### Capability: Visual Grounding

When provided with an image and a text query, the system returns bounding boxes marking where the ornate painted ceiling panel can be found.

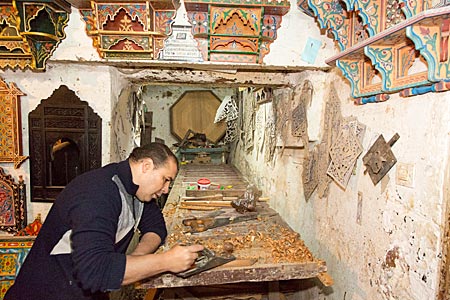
[184,0,290,64]
[79,0,178,60]
[0,0,70,71]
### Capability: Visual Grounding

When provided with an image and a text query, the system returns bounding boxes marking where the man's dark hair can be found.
[129,142,178,168]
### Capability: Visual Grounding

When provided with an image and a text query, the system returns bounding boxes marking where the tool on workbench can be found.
[176,247,235,278]
[182,213,259,233]
[231,184,261,213]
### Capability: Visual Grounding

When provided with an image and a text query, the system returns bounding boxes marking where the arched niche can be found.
[28,85,102,202]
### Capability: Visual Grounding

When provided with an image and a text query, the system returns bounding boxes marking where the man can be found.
[5,143,203,300]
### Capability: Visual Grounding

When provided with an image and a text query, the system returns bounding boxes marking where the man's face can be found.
[135,158,178,202]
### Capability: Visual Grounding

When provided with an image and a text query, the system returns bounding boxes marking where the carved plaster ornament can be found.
[255,87,274,104]
[316,142,331,198]
[274,88,292,155]
[327,120,363,190]
[292,80,313,136]
[215,95,239,143]
[317,83,342,198]
[254,104,265,160]
[131,87,145,146]
[302,145,319,200]
[264,104,276,163]
[243,88,256,152]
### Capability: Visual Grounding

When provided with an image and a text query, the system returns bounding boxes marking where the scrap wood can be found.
[317,272,334,286]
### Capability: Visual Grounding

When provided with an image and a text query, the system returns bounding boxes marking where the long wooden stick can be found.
[181,200,232,207]
[180,194,223,201]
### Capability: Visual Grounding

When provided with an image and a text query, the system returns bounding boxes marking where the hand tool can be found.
[182,213,259,233]
[176,247,235,278]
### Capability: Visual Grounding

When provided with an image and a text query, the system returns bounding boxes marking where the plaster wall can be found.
[0,63,123,223]
[231,70,450,300]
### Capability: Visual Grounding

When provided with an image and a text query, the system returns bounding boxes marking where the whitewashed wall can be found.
[231,70,450,300]
[0,63,126,223]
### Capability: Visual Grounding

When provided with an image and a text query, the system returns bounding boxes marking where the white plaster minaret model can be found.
[159,0,203,61]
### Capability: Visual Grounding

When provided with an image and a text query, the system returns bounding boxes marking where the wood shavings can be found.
[166,222,317,265]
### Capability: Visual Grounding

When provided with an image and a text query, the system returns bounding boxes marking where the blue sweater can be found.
[5,160,167,300]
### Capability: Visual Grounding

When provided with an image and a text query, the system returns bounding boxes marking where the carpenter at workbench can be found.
[138,164,331,296]
[5,143,203,300]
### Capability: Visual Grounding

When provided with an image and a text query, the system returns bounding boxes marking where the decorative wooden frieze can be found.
[0,0,70,71]
[184,0,290,64]
[305,0,450,102]
[79,1,177,60]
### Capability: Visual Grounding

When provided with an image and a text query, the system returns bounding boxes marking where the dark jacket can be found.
[5,160,167,300]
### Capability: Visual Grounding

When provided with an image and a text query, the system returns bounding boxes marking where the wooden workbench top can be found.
[139,164,329,289]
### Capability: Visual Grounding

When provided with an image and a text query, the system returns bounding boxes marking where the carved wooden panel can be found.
[0,78,28,168]
[28,85,102,202]
[0,167,26,234]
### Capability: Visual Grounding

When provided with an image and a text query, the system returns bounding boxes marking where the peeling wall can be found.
[230,70,450,300]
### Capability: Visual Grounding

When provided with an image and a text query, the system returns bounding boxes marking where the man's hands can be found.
[162,244,204,273]
[123,243,204,285]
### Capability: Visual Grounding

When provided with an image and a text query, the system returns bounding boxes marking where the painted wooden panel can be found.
[0,237,34,300]
[185,0,290,63]
[79,0,177,60]
[0,1,70,71]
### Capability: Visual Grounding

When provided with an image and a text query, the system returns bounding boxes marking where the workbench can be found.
[139,164,330,299]
[177,147,229,164]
